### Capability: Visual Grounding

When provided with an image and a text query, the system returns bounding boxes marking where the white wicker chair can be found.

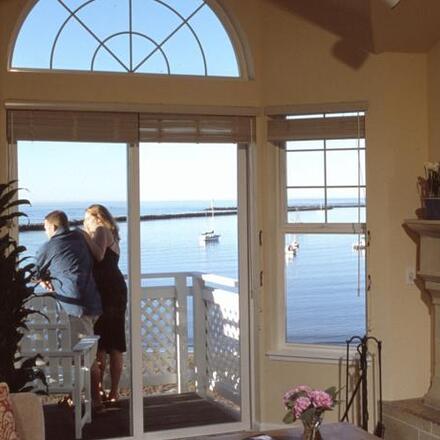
[20,296,98,439]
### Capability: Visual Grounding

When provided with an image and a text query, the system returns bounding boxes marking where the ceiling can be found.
[268,0,440,56]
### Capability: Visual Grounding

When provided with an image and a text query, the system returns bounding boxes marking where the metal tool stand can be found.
[341,335,384,438]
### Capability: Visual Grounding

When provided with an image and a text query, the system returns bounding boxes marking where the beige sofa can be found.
[10,393,45,440]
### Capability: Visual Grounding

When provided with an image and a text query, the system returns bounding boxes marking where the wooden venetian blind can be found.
[7,110,139,143]
[7,110,255,144]
[139,114,254,143]
[267,114,365,142]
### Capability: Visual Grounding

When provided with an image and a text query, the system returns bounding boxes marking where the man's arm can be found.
[34,243,54,291]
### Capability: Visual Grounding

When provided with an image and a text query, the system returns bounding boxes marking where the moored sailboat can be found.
[199,200,220,243]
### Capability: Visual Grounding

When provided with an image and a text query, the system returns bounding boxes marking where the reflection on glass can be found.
[287,151,324,187]
[284,234,366,344]
[286,114,324,120]
[326,138,365,149]
[287,189,325,223]
[326,150,360,186]
[287,188,366,224]
[140,143,241,433]
[325,112,365,118]
[286,140,324,151]
[359,150,366,186]
[326,188,366,223]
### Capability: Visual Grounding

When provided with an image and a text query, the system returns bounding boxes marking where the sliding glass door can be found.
[15,137,251,440]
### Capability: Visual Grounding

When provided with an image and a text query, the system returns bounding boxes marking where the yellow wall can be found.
[0,0,431,427]
[429,40,440,159]
[259,2,429,423]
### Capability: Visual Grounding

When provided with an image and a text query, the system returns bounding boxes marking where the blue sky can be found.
[12,0,239,76]
[18,140,365,203]
[18,141,238,202]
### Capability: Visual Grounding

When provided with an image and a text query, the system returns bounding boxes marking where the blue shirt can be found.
[35,227,102,317]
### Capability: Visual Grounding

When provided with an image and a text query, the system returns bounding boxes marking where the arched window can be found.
[11,0,243,77]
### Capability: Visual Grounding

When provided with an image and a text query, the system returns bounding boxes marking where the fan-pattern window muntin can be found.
[11,0,240,77]
[285,112,366,225]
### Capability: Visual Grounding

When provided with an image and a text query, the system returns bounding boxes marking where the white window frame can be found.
[8,0,254,80]
[268,113,367,364]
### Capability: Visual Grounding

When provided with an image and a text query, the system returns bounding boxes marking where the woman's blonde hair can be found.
[86,204,120,242]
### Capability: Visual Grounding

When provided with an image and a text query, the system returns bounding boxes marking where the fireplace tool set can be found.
[341,335,384,438]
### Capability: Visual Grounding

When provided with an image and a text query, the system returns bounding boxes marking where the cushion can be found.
[0,383,20,440]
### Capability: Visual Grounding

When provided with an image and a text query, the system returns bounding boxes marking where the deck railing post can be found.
[193,275,208,397]
[175,274,189,393]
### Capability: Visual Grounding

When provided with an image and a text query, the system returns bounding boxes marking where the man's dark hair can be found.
[45,210,69,229]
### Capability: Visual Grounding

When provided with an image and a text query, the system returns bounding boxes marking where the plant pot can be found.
[425,197,440,220]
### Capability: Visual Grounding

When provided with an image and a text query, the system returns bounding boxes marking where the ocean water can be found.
[19,200,365,344]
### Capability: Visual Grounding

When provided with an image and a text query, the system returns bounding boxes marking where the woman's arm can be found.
[83,226,109,261]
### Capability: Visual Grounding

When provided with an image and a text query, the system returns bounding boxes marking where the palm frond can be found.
[0,180,47,393]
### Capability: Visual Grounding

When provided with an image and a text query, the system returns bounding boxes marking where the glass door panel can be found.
[139,143,243,435]
[17,141,132,440]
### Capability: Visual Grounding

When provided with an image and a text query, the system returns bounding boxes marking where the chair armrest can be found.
[73,335,99,353]
[26,323,69,330]
[21,349,79,358]
[21,336,99,358]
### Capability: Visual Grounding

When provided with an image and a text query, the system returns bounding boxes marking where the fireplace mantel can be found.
[405,219,440,237]
[404,219,440,409]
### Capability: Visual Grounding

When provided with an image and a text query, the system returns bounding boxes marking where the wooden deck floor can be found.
[44,393,239,439]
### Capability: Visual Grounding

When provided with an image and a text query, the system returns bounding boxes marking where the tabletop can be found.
[191,422,378,440]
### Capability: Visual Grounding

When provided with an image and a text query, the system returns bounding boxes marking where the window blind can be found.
[7,110,255,145]
[267,114,365,142]
[139,114,254,143]
[7,110,139,143]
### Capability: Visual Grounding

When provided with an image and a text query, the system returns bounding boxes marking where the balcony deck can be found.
[27,271,241,439]
[44,393,239,440]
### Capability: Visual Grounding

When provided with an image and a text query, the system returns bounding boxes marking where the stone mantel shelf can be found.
[404,219,440,237]
[418,272,440,283]
[404,218,440,410]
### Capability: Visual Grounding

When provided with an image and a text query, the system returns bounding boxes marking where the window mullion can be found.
[280,145,288,224]
[324,137,328,223]
[282,223,366,234]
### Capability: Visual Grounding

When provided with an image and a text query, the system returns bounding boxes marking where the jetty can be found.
[19,203,364,232]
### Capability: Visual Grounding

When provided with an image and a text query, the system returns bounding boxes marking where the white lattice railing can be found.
[130,272,240,406]
[28,271,241,409]
[193,274,240,406]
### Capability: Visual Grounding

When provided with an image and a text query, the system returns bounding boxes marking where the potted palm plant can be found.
[0,180,47,392]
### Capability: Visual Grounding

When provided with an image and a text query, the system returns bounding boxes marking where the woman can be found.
[83,204,127,404]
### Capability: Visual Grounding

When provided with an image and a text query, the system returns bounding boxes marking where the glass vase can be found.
[302,416,323,440]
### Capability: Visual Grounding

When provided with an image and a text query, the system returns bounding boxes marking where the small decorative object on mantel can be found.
[418,162,440,219]
[245,435,274,440]
[283,385,337,440]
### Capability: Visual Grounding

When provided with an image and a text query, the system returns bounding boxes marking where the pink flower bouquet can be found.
[282,385,337,425]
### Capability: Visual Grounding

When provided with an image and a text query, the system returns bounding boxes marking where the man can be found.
[35,210,103,411]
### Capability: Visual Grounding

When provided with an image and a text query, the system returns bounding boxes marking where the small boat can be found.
[285,240,299,257]
[200,230,220,243]
[199,200,220,243]
[352,238,366,251]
